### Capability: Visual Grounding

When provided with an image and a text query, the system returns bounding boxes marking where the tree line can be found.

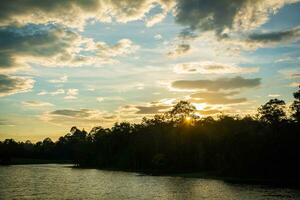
[1,86,300,180]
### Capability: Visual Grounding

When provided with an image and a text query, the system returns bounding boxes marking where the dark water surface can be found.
[0,164,299,199]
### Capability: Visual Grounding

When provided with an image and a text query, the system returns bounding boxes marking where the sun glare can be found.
[193,103,207,111]
[185,116,191,122]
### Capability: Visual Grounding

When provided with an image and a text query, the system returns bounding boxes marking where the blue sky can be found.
[0,0,300,141]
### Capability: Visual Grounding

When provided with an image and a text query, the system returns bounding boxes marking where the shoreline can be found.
[2,162,300,187]
[0,158,72,165]
[72,166,300,188]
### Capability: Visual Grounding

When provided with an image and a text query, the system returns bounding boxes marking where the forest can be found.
[1,86,300,181]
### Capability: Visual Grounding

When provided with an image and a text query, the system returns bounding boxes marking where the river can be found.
[0,164,299,199]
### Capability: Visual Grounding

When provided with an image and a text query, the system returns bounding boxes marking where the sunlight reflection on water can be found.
[0,164,299,200]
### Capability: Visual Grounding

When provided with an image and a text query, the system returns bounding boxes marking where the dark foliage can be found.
[1,87,300,180]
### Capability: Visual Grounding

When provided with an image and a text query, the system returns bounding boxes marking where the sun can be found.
[185,116,192,122]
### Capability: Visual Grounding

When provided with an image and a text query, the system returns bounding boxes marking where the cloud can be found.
[279,68,300,79]
[0,74,34,97]
[120,101,171,115]
[37,90,47,96]
[174,61,259,74]
[0,25,139,73]
[168,43,190,57]
[268,94,281,98]
[248,27,300,44]
[64,89,79,100]
[41,108,117,127]
[198,108,222,116]
[51,89,65,96]
[97,97,104,102]
[190,91,247,105]
[0,119,14,126]
[175,0,298,36]
[50,109,92,118]
[0,25,82,73]
[0,0,175,29]
[172,76,261,91]
[22,101,54,107]
[289,82,300,87]
[146,13,167,27]
[154,34,163,40]
[217,27,300,52]
[49,75,68,83]
[94,39,139,58]
[135,105,170,114]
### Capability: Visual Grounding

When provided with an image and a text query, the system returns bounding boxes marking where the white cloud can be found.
[51,89,65,96]
[154,34,163,40]
[22,101,54,107]
[174,61,259,74]
[49,75,68,83]
[97,97,104,102]
[64,89,79,100]
[268,94,281,98]
[146,13,166,27]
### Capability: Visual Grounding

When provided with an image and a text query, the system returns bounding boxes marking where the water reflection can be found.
[0,164,299,200]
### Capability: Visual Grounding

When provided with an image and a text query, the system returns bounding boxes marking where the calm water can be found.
[0,164,299,200]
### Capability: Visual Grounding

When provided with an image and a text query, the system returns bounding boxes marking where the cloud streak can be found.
[0,74,34,97]
[172,76,261,91]
[174,62,259,74]
[22,101,54,107]
[190,91,247,105]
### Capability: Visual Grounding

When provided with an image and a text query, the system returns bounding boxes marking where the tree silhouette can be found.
[291,85,300,123]
[168,100,196,121]
[258,98,286,124]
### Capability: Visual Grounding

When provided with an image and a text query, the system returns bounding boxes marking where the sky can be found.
[0,0,300,141]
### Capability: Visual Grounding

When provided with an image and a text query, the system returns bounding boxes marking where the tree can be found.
[290,86,300,122]
[258,98,286,124]
[167,101,196,121]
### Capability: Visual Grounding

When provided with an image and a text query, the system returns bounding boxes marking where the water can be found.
[0,164,299,200]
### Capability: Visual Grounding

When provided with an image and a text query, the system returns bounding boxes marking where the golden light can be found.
[193,103,207,111]
[185,116,191,122]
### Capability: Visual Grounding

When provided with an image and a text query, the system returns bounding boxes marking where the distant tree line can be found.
[1,86,300,180]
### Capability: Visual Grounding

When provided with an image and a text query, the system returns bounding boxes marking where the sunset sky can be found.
[0,0,300,141]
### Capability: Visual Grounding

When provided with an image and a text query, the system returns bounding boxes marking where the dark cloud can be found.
[135,105,170,114]
[0,25,139,73]
[43,108,118,127]
[50,109,92,118]
[0,74,34,97]
[168,43,190,57]
[175,0,242,35]
[175,0,296,36]
[248,27,300,44]
[0,25,79,72]
[0,0,174,28]
[172,76,261,91]
[190,91,247,104]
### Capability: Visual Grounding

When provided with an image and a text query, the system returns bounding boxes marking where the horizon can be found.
[1,0,300,142]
